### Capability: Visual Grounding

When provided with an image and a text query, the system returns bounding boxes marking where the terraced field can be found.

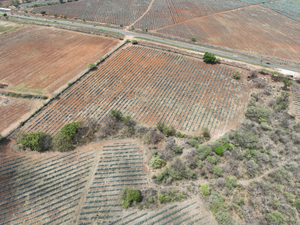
[156,6,300,63]
[36,0,151,26]
[135,0,247,30]
[22,45,250,136]
[0,26,119,95]
[0,142,213,225]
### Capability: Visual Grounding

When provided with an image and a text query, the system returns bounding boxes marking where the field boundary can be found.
[0,40,128,141]
[133,30,300,69]
[0,16,124,39]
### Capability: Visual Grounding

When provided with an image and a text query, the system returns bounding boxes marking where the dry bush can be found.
[97,115,122,137]
[142,128,164,145]
[250,70,258,78]
[253,78,267,89]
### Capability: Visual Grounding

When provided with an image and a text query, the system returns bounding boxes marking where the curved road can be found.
[8,13,300,74]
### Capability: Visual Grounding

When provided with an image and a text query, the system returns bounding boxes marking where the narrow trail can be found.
[129,0,155,28]
[74,148,100,224]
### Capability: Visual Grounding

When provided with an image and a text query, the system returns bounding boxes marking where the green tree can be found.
[282,78,292,90]
[150,156,165,169]
[87,63,96,70]
[214,146,223,155]
[40,10,46,15]
[214,165,223,177]
[61,121,81,141]
[120,188,141,208]
[203,52,217,63]
[17,132,51,152]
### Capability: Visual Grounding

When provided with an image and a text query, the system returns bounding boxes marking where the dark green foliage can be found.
[274,97,288,111]
[224,143,232,150]
[110,109,123,121]
[176,131,185,138]
[131,40,138,44]
[294,200,300,212]
[182,167,196,179]
[207,156,216,164]
[40,10,46,14]
[214,146,223,155]
[120,187,141,208]
[203,52,217,63]
[156,121,176,136]
[16,132,51,152]
[169,168,182,180]
[52,132,73,151]
[191,37,197,42]
[158,194,171,203]
[197,145,212,160]
[245,106,270,122]
[173,146,182,154]
[157,173,163,181]
[61,121,81,141]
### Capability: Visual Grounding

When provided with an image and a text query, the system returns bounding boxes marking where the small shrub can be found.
[61,121,81,141]
[282,77,293,90]
[214,165,223,177]
[176,131,185,138]
[120,187,141,208]
[150,156,165,169]
[157,173,163,181]
[120,24,123,27]
[73,17,77,19]
[232,72,241,79]
[202,127,210,139]
[223,143,232,150]
[87,63,96,70]
[40,10,46,15]
[118,36,124,40]
[110,109,123,121]
[82,18,85,21]
[148,198,154,203]
[3,13,7,16]
[191,37,197,42]
[200,183,210,196]
[173,146,182,154]
[189,139,198,147]
[53,13,57,17]
[214,146,223,155]
[132,40,138,44]
[198,145,212,160]
[207,156,216,164]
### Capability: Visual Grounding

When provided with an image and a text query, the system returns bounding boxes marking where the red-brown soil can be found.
[22,45,250,137]
[156,6,300,63]
[0,96,42,135]
[0,26,120,95]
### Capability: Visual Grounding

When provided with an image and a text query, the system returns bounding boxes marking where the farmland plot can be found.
[0,141,214,224]
[36,0,151,26]
[0,96,34,135]
[135,0,247,30]
[0,26,119,95]
[262,0,300,23]
[22,46,250,136]
[156,6,300,63]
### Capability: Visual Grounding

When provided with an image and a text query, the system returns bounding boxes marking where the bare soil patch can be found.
[0,26,120,95]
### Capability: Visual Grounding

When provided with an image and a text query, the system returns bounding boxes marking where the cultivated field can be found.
[22,45,250,136]
[156,6,300,63]
[135,0,247,30]
[0,96,38,135]
[36,0,151,26]
[0,26,119,95]
[0,141,214,224]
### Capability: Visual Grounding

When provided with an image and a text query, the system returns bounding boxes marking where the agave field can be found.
[36,0,151,25]
[135,0,247,29]
[0,26,119,95]
[22,46,249,136]
[262,0,300,23]
[0,142,212,224]
[156,6,300,63]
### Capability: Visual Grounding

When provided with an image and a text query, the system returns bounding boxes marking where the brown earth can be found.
[156,5,300,64]
[0,96,42,136]
[0,26,120,95]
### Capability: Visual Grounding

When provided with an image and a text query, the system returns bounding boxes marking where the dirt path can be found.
[129,0,155,28]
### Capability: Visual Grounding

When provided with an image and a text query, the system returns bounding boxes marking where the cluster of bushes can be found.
[0,91,48,100]
[157,191,187,203]
[156,122,176,137]
[119,187,141,208]
[27,1,59,7]
[14,120,97,152]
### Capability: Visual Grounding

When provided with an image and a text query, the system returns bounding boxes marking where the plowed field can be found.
[0,96,33,135]
[22,46,250,136]
[0,26,119,95]
[156,6,300,63]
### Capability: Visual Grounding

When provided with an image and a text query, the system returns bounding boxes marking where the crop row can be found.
[0,151,95,224]
[156,6,300,63]
[135,0,247,30]
[36,0,151,25]
[79,144,147,224]
[23,46,249,136]
[262,1,300,23]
